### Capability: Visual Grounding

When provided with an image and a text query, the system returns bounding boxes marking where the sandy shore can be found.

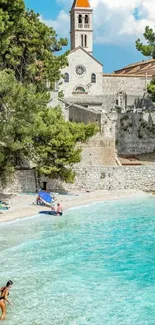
[0,189,148,224]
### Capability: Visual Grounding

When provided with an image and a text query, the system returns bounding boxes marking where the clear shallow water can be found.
[0,196,155,325]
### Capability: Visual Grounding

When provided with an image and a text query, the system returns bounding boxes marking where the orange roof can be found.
[72,0,91,9]
[114,59,155,76]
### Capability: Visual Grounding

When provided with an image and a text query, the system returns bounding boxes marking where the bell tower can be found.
[70,0,93,55]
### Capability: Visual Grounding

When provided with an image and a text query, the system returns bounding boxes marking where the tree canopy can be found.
[0,0,98,184]
[136,26,155,58]
[0,70,48,179]
[33,108,98,182]
[0,71,98,183]
[147,78,155,102]
[136,26,155,102]
[0,0,68,91]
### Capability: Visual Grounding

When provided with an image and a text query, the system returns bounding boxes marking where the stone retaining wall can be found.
[0,170,37,194]
[116,112,155,155]
[1,166,155,193]
[68,166,155,191]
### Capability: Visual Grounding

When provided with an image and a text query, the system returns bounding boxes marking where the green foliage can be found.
[136,26,155,101]
[0,2,68,90]
[32,108,98,182]
[68,121,99,143]
[0,72,98,183]
[0,0,25,44]
[136,26,155,58]
[148,78,155,102]
[0,70,49,180]
[0,1,98,184]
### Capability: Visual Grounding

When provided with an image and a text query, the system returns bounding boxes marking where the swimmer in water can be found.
[0,280,13,320]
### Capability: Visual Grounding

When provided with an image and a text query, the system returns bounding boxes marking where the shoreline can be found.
[0,189,148,224]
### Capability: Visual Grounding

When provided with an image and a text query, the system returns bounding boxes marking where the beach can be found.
[0,189,147,224]
[1,190,154,325]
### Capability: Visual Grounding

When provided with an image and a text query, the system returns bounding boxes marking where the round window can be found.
[75,65,86,76]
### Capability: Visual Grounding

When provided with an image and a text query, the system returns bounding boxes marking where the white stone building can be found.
[58,0,155,114]
[60,0,104,111]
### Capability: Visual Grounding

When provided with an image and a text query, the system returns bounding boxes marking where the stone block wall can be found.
[1,166,155,194]
[116,111,155,155]
[66,166,155,192]
[69,104,101,125]
[76,135,116,167]
[0,170,37,194]
[101,75,152,111]
[102,75,150,95]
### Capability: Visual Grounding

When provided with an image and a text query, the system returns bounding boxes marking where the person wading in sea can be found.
[56,203,63,216]
[0,280,13,320]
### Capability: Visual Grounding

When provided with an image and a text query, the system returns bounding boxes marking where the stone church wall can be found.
[60,48,103,98]
[116,111,155,155]
[102,75,152,111]
[102,75,150,94]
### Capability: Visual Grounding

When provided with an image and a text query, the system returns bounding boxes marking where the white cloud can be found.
[92,0,155,44]
[42,0,155,45]
[40,10,69,38]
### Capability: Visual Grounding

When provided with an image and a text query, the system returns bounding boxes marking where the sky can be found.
[25,0,154,73]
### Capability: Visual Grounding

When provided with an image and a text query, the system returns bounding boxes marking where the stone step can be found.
[84,134,114,148]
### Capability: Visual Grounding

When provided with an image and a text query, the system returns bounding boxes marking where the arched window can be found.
[75,86,86,93]
[84,35,87,47]
[81,35,84,47]
[78,14,82,24]
[91,73,96,83]
[85,15,89,24]
[64,72,69,83]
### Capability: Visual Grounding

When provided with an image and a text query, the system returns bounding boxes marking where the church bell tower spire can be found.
[70,0,93,55]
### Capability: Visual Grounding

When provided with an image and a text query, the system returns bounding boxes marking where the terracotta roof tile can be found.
[72,0,91,9]
[114,59,155,76]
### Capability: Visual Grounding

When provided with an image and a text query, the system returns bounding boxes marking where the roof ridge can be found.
[115,58,155,72]
[70,46,103,66]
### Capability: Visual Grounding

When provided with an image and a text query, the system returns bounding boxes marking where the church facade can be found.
[59,0,155,113]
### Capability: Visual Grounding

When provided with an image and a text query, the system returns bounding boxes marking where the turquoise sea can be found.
[0,196,155,325]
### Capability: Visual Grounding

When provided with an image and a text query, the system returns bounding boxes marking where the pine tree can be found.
[0,1,68,91]
[136,26,155,58]
[0,1,98,183]
[0,71,98,183]
[136,26,155,101]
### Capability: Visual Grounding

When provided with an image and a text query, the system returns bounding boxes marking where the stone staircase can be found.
[78,134,117,166]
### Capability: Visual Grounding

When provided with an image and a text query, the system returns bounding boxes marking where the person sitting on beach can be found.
[56,203,63,216]
[0,280,13,320]
[36,195,41,205]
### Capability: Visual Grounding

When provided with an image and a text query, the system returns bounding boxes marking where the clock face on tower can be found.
[75,65,86,76]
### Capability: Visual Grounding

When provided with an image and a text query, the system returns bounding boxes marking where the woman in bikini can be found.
[0,280,13,320]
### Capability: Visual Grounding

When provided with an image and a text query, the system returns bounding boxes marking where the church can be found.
[59,0,155,113]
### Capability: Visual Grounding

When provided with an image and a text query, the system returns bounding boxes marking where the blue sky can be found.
[25,0,154,73]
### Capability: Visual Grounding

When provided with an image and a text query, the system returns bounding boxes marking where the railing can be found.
[78,24,90,28]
